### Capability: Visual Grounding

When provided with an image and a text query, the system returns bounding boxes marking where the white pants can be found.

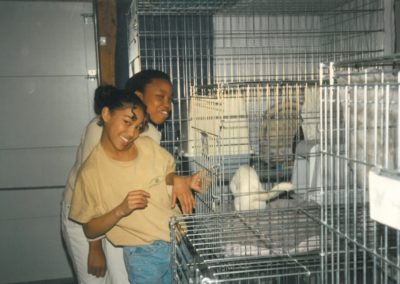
[61,201,129,284]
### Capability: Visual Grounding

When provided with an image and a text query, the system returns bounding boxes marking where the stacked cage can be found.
[172,80,323,283]
[127,0,395,282]
[187,81,319,213]
[127,0,386,169]
[319,57,400,284]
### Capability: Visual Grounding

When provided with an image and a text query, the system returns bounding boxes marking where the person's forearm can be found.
[166,172,175,186]
[170,173,193,186]
[83,207,125,239]
[88,238,103,249]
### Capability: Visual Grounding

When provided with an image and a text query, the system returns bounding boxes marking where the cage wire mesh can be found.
[170,204,322,283]
[187,81,319,213]
[319,56,400,284]
[126,0,396,282]
[127,0,385,174]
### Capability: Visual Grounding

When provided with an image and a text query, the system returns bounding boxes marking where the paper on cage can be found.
[369,168,400,230]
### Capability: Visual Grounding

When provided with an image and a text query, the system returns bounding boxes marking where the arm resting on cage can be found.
[167,172,204,214]
[167,173,194,214]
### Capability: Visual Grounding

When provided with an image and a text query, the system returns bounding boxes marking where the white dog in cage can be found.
[229,165,293,211]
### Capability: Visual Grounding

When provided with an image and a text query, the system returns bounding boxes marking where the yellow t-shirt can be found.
[63,120,162,204]
[69,136,180,246]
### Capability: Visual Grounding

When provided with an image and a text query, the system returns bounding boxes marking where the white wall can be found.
[0,1,97,283]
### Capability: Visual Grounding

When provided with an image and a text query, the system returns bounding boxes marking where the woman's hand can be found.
[84,190,150,240]
[171,171,209,214]
[171,176,195,215]
[115,190,150,218]
[87,239,107,277]
[189,171,207,193]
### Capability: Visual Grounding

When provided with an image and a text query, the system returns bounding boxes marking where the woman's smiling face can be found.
[137,78,173,125]
[101,104,145,155]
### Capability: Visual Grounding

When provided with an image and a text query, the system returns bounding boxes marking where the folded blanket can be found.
[223,235,320,257]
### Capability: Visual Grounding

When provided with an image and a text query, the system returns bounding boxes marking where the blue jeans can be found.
[123,240,172,284]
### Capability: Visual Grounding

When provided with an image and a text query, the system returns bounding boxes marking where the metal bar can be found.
[0,185,65,191]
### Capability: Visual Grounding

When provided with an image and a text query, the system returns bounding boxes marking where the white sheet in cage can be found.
[223,235,320,257]
[369,168,400,230]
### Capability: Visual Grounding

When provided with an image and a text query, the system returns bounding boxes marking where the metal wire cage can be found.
[187,81,319,213]
[126,0,397,282]
[127,0,386,175]
[170,203,321,283]
[319,56,400,284]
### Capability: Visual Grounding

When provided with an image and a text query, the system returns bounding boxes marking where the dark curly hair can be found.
[93,85,148,132]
